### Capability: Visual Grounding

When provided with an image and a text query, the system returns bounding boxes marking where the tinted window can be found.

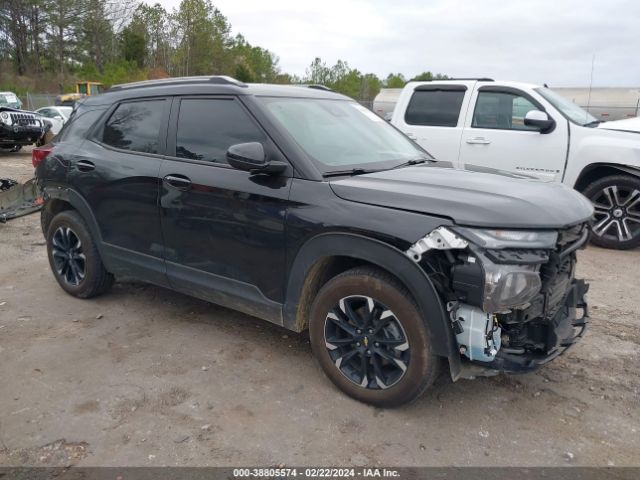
[472,91,538,130]
[175,99,265,163]
[58,105,108,142]
[405,89,465,127]
[103,100,165,154]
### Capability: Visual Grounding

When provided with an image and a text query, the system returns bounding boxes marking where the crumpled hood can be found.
[329,165,594,229]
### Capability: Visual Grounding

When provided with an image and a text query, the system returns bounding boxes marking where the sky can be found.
[145,0,640,87]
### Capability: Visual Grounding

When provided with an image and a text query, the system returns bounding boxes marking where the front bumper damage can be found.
[0,123,44,146]
[486,278,589,373]
[407,223,590,379]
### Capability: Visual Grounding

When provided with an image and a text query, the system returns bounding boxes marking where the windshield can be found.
[0,93,20,108]
[59,106,73,119]
[258,97,431,172]
[535,87,598,126]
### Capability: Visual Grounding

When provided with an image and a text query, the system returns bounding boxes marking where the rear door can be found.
[392,82,474,164]
[158,95,293,323]
[67,97,170,285]
[458,86,568,181]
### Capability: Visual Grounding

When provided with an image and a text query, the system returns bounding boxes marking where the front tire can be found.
[46,210,114,298]
[583,175,640,250]
[309,267,440,407]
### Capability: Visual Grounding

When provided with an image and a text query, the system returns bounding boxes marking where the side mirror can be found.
[524,110,555,133]
[226,142,287,175]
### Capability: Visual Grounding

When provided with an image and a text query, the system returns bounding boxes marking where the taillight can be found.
[32,146,53,168]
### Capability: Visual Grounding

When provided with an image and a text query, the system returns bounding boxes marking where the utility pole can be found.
[586,53,595,122]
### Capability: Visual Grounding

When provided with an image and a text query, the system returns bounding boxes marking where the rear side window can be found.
[57,105,108,142]
[102,100,165,154]
[175,98,266,164]
[405,89,465,127]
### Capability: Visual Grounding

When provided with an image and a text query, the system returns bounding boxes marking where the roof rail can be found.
[453,77,494,81]
[306,84,332,91]
[416,77,494,82]
[109,75,247,91]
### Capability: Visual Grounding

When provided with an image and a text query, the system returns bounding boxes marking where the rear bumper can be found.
[485,279,589,373]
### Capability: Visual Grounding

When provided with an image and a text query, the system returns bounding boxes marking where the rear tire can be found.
[583,175,640,250]
[309,266,440,407]
[46,210,114,298]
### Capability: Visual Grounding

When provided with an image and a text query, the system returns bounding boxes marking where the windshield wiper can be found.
[583,120,601,127]
[391,158,432,169]
[322,168,380,178]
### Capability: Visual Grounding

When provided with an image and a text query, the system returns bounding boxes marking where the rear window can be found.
[102,100,165,154]
[405,89,465,127]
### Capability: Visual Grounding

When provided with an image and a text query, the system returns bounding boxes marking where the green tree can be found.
[172,0,231,76]
[121,23,147,69]
[410,71,448,81]
[384,73,406,88]
[230,34,279,82]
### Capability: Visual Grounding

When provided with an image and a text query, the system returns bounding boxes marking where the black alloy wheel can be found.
[51,226,86,286]
[309,267,440,407]
[324,295,410,390]
[46,210,114,298]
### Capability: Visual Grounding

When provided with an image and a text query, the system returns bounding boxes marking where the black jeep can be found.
[0,106,47,152]
[34,76,593,406]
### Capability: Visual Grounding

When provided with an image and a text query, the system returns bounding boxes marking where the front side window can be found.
[102,100,165,154]
[259,97,430,172]
[405,89,466,127]
[472,91,538,131]
[175,98,266,164]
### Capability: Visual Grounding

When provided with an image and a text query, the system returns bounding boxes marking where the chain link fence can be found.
[24,93,58,111]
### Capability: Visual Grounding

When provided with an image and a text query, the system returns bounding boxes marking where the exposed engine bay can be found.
[408,224,590,376]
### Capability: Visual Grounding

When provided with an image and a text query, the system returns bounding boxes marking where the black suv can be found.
[35,76,593,407]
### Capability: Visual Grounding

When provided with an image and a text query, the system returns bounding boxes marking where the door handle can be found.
[405,132,418,140]
[163,174,192,190]
[466,137,491,145]
[76,160,95,172]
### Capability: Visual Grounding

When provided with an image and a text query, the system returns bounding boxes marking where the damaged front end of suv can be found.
[407,223,590,378]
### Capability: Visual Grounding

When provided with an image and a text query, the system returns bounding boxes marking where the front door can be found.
[458,87,568,181]
[159,96,293,324]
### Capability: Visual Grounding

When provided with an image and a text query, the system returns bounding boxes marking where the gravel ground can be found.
[0,148,639,467]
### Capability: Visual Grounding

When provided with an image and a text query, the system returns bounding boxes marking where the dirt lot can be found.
[1,149,639,467]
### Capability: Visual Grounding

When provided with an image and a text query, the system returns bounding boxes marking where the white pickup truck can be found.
[389,79,640,249]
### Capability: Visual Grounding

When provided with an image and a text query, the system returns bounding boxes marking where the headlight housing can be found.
[482,262,541,313]
[451,227,555,312]
[0,112,8,123]
[452,227,557,249]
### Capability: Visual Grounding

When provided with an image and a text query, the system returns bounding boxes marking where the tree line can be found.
[0,0,447,101]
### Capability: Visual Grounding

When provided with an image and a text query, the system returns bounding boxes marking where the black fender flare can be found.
[43,186,104,254]
[575,162,640,189]
[283,233,459,366]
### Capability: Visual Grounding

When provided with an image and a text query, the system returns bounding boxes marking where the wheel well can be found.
[574,164,640,192]
[42,198,73,233]
[294,256,405,332]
